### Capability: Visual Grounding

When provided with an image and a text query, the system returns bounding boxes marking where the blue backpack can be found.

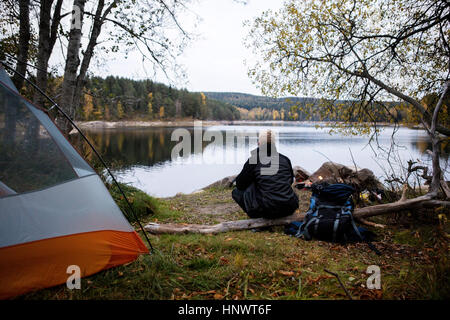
[287,183,376,244]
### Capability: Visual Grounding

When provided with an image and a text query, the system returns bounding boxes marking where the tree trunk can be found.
[33,0,63,107]
[429,81,449,194]
[72,0,113,117]
[28,0,53,153]
[28,0,63,150]
[33,0,53,108]
[12,0,30,91]
[58,0,86,134]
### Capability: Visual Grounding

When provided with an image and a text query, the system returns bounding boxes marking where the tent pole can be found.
[0,61,154,252]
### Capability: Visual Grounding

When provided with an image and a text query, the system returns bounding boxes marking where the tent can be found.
[0,66,148,299]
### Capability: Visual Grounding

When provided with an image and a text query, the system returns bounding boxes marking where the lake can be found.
[76,122,449,198]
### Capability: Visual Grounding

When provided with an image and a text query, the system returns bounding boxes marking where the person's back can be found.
[232,130,299,219]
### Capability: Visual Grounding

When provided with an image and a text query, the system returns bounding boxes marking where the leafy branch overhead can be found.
[246,0,450,136]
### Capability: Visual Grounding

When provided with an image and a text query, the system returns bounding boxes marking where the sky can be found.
[92,0,284,95]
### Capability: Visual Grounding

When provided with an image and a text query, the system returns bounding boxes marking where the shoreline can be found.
[74,119,424,130]
[74,120,225,130]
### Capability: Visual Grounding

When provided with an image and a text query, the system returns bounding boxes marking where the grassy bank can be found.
[22,185,449,300]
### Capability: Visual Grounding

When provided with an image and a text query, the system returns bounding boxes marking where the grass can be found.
[20,186,450,300]
[108,182,163,222]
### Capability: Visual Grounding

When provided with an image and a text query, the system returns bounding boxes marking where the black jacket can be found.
[235,145,299,218]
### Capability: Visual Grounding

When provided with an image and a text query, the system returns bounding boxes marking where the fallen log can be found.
[144,194,450,235]
[145,213,305,234]
[352,194,449,218]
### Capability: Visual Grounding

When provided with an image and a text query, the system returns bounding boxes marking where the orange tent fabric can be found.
[0,231,148,299]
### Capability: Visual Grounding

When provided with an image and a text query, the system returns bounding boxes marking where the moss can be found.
[107,182,161,222]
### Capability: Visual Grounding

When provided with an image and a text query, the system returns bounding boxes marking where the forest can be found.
[206,91,448,125]
[79,76,241,121]
[78,80,447,123]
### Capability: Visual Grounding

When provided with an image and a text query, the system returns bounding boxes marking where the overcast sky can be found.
[92,0,284,95]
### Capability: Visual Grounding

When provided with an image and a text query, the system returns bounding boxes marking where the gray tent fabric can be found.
[0,68,18,93]
[0,82,79,193]
[0,66,131,241]
[26,100,95,177]
[0,174,132,247]
[0,67,93,177]
[0,180,16,196]
[0,78,94,191]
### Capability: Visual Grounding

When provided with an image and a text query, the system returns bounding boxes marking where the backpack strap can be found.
[350,214,364,241]
[317,204,344,209]
[314,216,319,234]
[332,210,341,243]
[295,216,317,240]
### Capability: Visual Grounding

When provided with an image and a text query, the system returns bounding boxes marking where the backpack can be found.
[287,183,378,249]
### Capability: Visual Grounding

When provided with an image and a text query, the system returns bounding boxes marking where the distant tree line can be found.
[80,76,241,121]
[205,92,317,111]
[205,92,448,127]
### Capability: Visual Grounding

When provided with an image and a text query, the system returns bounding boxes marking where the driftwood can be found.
[145,194,450,234]
[145,213,305,235]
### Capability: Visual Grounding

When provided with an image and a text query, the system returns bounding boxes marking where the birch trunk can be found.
[72,0,112,116]
[58,0,86,134]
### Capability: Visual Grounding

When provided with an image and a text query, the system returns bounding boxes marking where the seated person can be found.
[232,129,299,219]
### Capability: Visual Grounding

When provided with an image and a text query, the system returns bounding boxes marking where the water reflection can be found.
[73,124,448,198]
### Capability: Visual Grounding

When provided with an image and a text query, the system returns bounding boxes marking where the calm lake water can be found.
[76,122,449,198]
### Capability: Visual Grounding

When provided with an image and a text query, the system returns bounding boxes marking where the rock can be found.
[307,161,384,191]
[293,165,311,181]
[204,175,237,189]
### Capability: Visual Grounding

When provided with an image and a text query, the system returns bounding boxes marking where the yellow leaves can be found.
[82,92,94,120]
[117,101,124,119]
[147,92,153,115]
[438,214,447,223]
[200,92,206,106]
[272,109,280,120]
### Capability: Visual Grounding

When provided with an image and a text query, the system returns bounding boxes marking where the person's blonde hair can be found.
[258,129,277,146]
